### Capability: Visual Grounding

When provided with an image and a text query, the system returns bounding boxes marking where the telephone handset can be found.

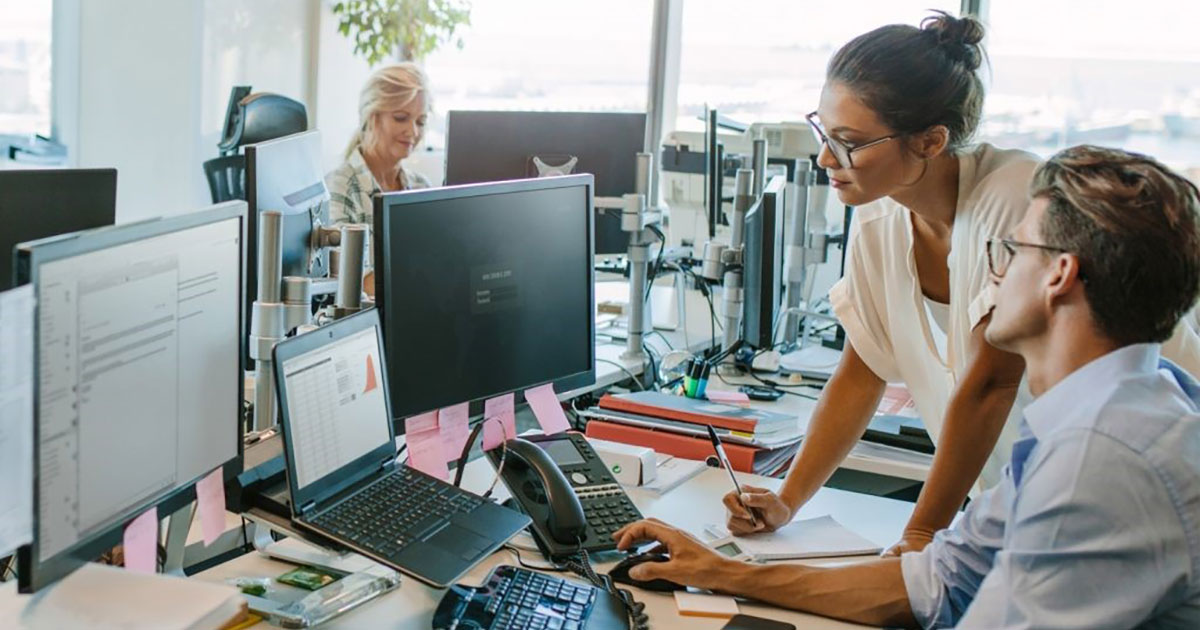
[489,433,644,560]
[503,439,587,546]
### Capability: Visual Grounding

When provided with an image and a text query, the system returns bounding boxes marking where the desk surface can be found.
[194,458,914,629]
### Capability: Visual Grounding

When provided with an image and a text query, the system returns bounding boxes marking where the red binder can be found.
[597,391,792,434]
[585,419,758,473]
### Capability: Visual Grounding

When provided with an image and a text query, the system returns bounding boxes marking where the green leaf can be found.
[330,0,472,63]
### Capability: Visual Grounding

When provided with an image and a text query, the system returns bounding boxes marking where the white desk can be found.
[193,457,914,629]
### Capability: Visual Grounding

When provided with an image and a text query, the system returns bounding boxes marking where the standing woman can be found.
[722,11,1200,553]
[326,63,432,295]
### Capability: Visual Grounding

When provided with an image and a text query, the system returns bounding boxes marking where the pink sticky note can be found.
[123,507,158,574]
[706,390,751,404]
[196,467,225,546]
[482,393,516,450]
[524,383,570,434]
[407,428,449,481]
[406,411,439,434]
[439,403,471,460]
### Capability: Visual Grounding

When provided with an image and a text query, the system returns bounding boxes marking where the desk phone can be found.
[488,432,643,559]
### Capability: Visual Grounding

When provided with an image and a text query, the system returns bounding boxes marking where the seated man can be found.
[612,145,1200,629]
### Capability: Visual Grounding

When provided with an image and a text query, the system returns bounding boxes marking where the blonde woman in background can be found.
[326,63,432,294]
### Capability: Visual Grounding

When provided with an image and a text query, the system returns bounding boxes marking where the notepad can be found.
[674,591,739,618]
[705,515,882,561]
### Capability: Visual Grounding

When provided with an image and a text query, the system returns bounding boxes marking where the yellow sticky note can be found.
[674,591,739,618]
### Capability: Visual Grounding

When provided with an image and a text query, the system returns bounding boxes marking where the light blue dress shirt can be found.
[901,344,1200,629]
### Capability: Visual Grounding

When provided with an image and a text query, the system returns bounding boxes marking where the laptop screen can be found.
[279,325,392,492]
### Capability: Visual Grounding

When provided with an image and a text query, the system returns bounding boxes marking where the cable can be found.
[452,417,509,499]
[644,224,667,301]
[641,341,660,389]
[597,358,646,391]
[504,545,569,573]
[563,548,649,630]
[647,329,675,351]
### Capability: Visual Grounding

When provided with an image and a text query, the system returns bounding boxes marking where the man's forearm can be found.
[721,557,918,628]
[906,382,1019,536]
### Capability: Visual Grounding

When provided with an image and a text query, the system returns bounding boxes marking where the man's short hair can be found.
[1031,145,1200,345]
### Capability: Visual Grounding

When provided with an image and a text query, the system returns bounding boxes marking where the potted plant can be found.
[331,0,472,63]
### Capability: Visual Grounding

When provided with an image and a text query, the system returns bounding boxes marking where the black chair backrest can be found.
[203,154,246,203]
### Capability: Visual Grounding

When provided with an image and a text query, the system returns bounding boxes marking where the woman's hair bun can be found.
[922,11,985,71]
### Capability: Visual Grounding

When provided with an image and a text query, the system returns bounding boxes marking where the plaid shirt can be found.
[325,148,430,269]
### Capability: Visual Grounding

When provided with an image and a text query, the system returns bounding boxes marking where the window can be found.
[0,0,53,136]
[420,0,654,149]
[674,1,961,131]
[981,0,1200,178]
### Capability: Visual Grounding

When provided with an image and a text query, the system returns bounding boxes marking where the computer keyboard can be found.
[311,466,485,558]
[434,565,631,630]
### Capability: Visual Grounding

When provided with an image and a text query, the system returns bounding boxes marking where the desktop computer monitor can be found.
[444,110,646,255]
[743,176,786,350]
[373,175,596,426]
[244,130,331,359]
[1,168,117,291]
[16,202,246,592]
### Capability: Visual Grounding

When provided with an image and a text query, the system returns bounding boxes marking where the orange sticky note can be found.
[482,393,516,450]
[439,403,471,461]
[123,507,158,574]
[196,467,225,546]
[524,383,570,434]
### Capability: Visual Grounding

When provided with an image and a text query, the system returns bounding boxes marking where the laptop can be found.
[272,309,531,587]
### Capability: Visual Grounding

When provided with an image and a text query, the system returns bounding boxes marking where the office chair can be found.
[202,87,309,203]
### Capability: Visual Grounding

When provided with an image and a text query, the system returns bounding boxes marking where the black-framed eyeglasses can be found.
[986,238,1072,278]
[805,111,899,169]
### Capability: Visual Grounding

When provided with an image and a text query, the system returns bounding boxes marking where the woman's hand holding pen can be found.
[722,485,794,535]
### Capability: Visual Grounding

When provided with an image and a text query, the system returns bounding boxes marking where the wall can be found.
[60,0,315,223]
[57,0,453,221]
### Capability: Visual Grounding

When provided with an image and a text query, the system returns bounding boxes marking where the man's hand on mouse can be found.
[612,518,738,591]
[723,485,793,535]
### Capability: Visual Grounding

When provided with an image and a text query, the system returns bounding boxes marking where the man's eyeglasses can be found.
[805,111,899,169]
[986,238,1072,278]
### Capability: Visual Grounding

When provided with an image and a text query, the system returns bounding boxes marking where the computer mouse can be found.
[607,552,686,592]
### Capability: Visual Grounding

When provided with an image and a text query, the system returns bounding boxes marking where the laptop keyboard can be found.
[310,466,486,559]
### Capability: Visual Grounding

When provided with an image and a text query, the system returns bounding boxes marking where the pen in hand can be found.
[707,425,758,527]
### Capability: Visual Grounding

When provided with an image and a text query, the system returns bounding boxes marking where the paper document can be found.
[0,285,34,556]
[705,515,882,561]
[15,562,244,630]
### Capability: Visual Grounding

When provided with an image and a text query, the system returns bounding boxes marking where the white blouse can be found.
[830,142,1200,490]
[831,144,1038,489]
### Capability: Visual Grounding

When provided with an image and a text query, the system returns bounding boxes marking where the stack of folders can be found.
[580,391,803,476]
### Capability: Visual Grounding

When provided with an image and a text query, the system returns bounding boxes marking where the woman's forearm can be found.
[904,327,1024,538]
[778,344,887,512]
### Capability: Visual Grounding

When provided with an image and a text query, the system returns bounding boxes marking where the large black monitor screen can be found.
[0,168,117,291]
[374,175,596,423]
[743,176,786,349]
[444,111,646,255]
